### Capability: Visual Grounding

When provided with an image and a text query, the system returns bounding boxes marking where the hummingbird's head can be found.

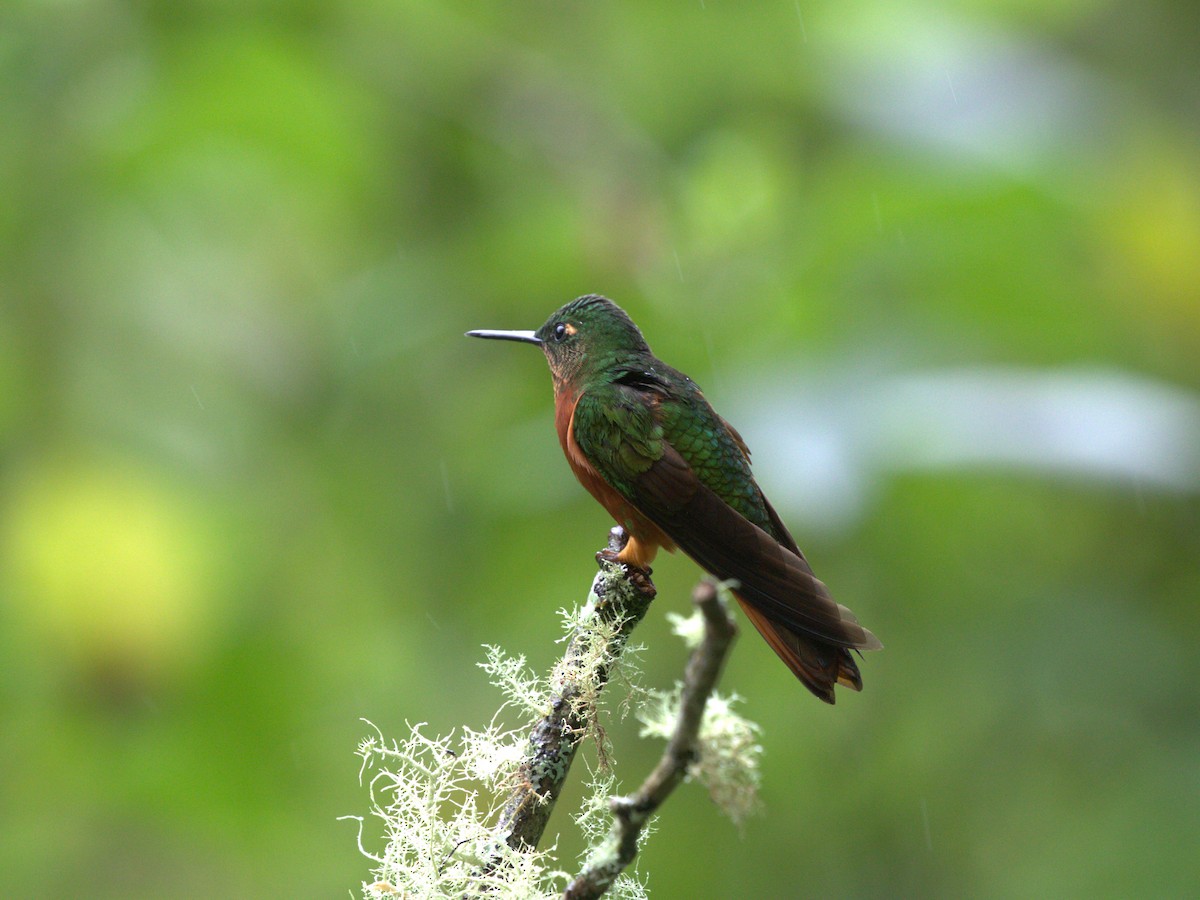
[468,294,651,392]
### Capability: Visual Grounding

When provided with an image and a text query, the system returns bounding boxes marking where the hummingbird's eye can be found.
[553,322,569,342]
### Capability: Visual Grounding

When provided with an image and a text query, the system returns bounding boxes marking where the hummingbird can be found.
[468,295,880,703]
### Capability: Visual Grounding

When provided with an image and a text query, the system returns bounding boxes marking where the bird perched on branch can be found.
[468,295,881,703]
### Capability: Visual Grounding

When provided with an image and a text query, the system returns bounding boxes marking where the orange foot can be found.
[596,546,656,597]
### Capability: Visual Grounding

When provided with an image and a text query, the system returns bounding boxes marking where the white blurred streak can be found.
[822,18,1109,180]
[741,367,1200,528]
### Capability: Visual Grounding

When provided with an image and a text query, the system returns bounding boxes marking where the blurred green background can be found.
[2,1,1198,897]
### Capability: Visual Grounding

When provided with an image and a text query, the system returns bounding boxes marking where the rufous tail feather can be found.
[734,593,864,704]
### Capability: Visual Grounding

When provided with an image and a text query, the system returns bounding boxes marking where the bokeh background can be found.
[2,1,1198,897]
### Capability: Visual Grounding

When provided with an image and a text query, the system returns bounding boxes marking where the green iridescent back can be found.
[571,363,779,541]
[655,378,778,537]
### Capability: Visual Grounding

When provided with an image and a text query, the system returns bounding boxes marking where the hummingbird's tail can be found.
[733,593,867,704]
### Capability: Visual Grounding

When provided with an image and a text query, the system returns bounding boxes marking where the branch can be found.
[563,579,738,900]
[355,533,752,897]
[478,527,657,875]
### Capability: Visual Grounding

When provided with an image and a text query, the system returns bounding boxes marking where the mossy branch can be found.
[351,528,758,899]
[563,580,738,899]
[478,526,657,871]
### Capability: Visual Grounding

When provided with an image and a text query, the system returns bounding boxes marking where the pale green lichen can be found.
[665,610,706,650]
[551,601,647,770]
[572,768,652,900]
[348,582,758,897]
[637,685,763,828]
[478,644,549,718]
[347,719,563,899]
[573,768,657,900]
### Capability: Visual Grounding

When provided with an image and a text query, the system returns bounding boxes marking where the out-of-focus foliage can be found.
[1,1,1197,896]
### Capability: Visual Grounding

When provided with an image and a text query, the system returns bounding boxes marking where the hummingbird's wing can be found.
[572,380,880,653]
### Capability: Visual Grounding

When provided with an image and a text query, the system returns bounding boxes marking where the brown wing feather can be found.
[632,443,881,651]
[734,596,864,703]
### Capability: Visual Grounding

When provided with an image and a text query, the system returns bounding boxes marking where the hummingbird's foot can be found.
[596,527,630,572]
[596,547,655,597]
[596,526,655,596]
[625,564,655,597]
[596,546,647,570]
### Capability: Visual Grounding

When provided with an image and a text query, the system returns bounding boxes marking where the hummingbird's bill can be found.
[466,329,542,344]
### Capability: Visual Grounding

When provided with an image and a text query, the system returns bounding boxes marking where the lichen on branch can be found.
[347,529,760,899]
